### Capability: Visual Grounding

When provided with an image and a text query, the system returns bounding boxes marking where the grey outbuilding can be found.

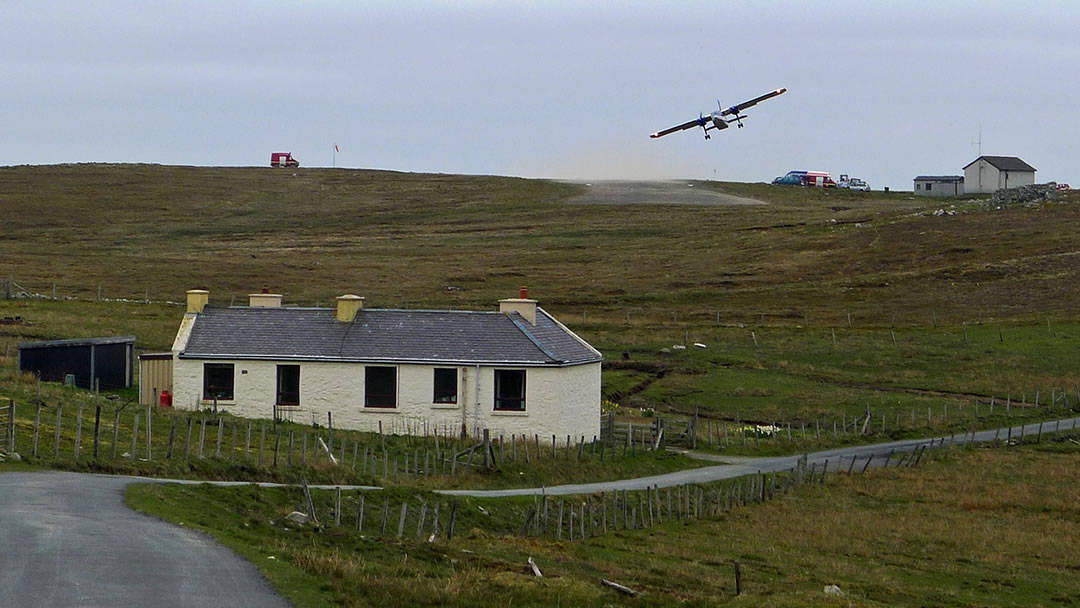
[913,175,964,197]
[18,336,135,390]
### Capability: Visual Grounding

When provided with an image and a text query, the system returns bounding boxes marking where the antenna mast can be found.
[971,126,982,156]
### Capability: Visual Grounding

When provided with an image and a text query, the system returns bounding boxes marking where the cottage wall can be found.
[172,357,600,440]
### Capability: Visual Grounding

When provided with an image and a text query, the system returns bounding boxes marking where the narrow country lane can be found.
[0,472,292,608]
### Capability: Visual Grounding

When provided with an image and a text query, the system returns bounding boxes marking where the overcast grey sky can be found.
[3,1,1077,189]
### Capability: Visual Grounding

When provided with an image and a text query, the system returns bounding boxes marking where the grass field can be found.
[3,164,1080,603]
[1,164,1078,323]
[2,163,1078,449]
[125,440,1080,607]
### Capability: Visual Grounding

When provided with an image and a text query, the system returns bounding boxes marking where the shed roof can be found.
[18,336,135,350]
[180,306,601,366]
[914,176,964,182]
[962,156,1036,172]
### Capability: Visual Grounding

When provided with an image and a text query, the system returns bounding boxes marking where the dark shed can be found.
[18,336,135,390]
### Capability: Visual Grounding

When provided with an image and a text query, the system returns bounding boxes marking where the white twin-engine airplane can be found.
[650,87,787,140]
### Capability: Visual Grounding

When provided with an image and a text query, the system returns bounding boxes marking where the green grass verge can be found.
[126,439,1080,607]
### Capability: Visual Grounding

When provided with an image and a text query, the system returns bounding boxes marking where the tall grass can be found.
[125,441,1080,606]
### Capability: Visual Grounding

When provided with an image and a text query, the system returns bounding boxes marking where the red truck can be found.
[270,152,300,168]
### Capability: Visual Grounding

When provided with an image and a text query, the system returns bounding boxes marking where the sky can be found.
[3,1,1078,190]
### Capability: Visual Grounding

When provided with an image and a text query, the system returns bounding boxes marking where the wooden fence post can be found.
[146,405,152,461]
[184,416,193,461]
[356,494,365,532]
[334,487,342,526]
[130,412,139,461]
[447,500,457,541]
[32,403,41,457]
[92,405,102,460]
[6,400,13,454]
[215,418,224,458]
[54,404,63,458]
[74,405,83,462]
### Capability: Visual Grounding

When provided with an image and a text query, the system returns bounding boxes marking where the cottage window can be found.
[277,365,300,406]
[433,368,458,404]
[494,369,526,411]
[203,363,234,401]
[365,366,397,408]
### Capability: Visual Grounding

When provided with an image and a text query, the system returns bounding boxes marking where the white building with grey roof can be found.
[170,288,602,441]
[962,156,1036,194]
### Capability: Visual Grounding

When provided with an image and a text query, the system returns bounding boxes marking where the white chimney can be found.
[499,286,537,325]
[249,289,282,308]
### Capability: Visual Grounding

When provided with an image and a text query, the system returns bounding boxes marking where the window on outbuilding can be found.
[365,366,397,408]
[494,369,526,411]
[433,368,458,404]
[277,365,300,406]
[203,363,234,401]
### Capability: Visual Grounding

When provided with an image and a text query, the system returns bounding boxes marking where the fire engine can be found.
[270,152,300,168]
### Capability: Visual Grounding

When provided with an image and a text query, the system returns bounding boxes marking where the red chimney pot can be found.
[519,286,528,299]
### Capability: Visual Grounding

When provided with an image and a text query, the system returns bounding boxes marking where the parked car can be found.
[772,171,806,185]
[838,177,871,191]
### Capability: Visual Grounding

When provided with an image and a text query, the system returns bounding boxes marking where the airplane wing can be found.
[720,87,787,116]
[649,116,706,139]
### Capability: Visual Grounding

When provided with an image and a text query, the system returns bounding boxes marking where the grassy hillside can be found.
[2,163,1077,325]
[1,163,1078,430]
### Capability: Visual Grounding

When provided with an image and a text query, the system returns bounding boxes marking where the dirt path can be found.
[565,180,765,206]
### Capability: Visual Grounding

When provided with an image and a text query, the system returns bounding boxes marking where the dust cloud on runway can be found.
[564,180,765,206]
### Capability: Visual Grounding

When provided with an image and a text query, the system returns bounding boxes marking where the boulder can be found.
[285,511,309,525]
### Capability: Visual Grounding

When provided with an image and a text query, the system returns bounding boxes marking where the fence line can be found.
[1,397,639,478]
[292,426,1044,545]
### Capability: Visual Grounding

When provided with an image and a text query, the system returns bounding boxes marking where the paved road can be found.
[0,472,292,608]
[565,180,765,206]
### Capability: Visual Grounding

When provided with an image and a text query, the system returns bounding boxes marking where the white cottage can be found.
[962,156,1036,194]
[170,288,602,440]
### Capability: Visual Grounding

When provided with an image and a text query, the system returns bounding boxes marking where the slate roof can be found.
[914,175,964,182]
[962,156,1036,172]
[19,336,135,350]
[180,306,602,366]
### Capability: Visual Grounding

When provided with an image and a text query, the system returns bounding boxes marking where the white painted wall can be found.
[172,356,601,440]
[964,160,999,194]
[964,160,1036,194]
